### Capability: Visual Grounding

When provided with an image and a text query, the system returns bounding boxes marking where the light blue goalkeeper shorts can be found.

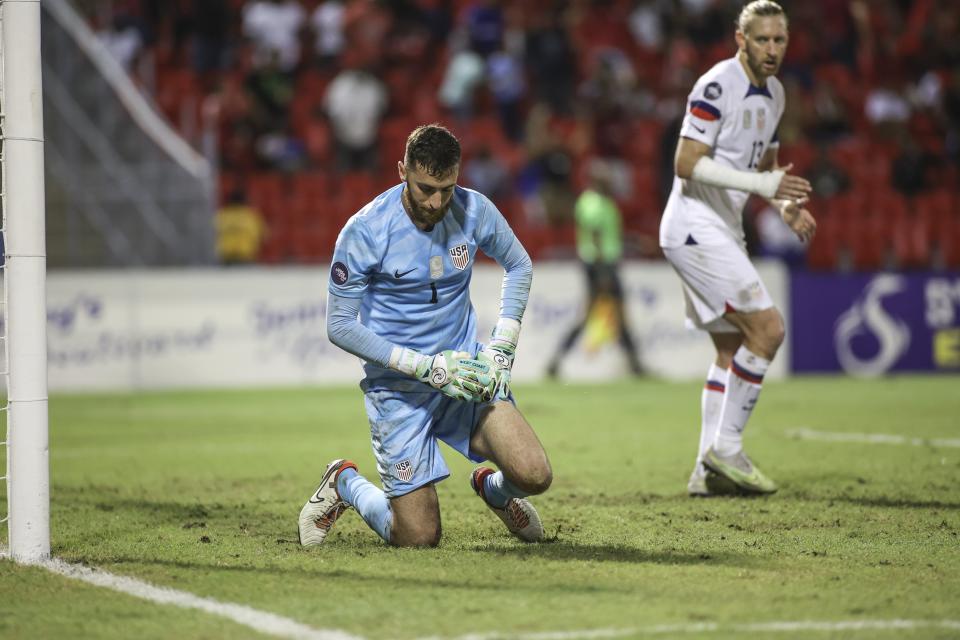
[360,377,512,498]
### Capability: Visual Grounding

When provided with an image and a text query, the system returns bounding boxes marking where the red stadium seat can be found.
[806,215,841,270]
[843,213,888,271]
[779,141,816,176]
[875,190,908,224]
[891,214,932,269]
[935,213,960,269]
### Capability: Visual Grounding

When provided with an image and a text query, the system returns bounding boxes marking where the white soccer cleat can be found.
[298,459,357,547]
[687,466,711,497]
[471,467,544,542]
[703,447,777,495]
[688,464,740,497]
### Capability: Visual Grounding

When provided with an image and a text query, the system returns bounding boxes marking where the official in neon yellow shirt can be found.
[546,166,643,377]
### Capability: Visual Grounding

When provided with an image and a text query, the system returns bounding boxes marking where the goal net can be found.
[41,0,215,267]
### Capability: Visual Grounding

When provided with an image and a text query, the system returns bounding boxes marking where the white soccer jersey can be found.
[660,55,785,249]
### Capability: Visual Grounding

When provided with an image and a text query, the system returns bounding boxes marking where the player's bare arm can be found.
[758,147,817,242]
[674,136,713,179]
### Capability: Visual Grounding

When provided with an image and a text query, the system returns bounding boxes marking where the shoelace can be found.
[505,500,530,530]
[314,503,346,530]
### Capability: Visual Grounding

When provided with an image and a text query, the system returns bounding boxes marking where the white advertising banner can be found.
[41,261,787,392]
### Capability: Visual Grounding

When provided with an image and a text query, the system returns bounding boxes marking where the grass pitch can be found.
[2,376,959,639]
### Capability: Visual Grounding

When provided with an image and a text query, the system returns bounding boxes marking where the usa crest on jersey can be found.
[395,460,413,482]
[449,243,470,270]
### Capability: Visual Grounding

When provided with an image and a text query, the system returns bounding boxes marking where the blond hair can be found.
[737,0,787,34]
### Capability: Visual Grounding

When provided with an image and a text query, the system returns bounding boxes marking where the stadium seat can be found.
[626,119,663,164]
[935,213,960,269]
[843,213,888,271]
[875,190,909,224]
[806,215,841,270]
[259,225,292,264]
[779,141,816,176]
[247,173,285,213]
[891,214,932,269]
[292,226,336,263]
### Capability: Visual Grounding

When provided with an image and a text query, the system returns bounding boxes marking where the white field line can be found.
[787,427,960,448]
[420,619,960,640]
[3,548,959,639]
[0,547,362,640]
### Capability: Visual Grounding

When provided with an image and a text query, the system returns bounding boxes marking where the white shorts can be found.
[662,240,774,333]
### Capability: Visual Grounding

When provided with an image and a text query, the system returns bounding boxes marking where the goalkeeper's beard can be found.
[403,183,449,228]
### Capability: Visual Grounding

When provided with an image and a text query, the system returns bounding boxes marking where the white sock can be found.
[714,346,770,457]
[695,363,728,473]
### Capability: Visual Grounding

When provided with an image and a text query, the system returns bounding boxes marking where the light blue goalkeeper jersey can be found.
[328,183,532,387]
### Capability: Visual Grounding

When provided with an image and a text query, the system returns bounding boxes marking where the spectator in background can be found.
[187,0,231,86]
[324,63,388,173]
[242,0,305,73]
[864,75,912,139]
[808,143,850,199]
[341,0,393,68]
[464,0,504,58]
[310,0,346,68]
[245,50,295,134]
[487,48,527,142]
[939,68,960,164]
[810,81,851,143]
[546,162,643,378]
[216,188,266,264]
[256,122,307,172]
[525,9,576,115]
[578,48,639,199]
[464,143,511,202]
[521,103,576,227]
[891,135,933,196]
[438,46,486,120]
[98,9,145,72]
[628,0,666,52]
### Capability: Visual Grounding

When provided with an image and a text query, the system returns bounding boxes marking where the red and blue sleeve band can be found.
[689,100,721,122]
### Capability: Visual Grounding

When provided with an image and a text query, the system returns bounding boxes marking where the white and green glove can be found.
[477,318,520,401]
[390,347,497,402]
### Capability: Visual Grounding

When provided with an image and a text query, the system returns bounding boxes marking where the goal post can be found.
[2,0,50,563]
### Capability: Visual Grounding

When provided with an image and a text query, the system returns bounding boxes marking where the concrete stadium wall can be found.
[41,261,788,392]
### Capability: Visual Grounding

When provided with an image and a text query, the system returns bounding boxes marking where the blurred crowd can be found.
[81,0,960,268]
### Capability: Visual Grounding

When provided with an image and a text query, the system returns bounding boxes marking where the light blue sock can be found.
[337,469,392,543]
[483,471,527,509]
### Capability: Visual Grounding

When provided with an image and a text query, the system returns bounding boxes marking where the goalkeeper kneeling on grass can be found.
[298,124,552,548]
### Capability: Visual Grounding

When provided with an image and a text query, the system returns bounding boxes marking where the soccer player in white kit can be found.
[659,0,816,496]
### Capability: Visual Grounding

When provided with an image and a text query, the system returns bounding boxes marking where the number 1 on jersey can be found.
[429,282,438,303]
[748,140,765,169]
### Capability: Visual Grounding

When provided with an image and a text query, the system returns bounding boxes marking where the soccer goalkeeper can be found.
[299,124,552,548]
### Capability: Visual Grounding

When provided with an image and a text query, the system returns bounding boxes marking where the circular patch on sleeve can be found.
[331,261,349,286]
[704,81,723,100]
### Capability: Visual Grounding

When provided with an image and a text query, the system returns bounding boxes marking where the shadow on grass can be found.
[827,495,960,510]
[468,539,746,566]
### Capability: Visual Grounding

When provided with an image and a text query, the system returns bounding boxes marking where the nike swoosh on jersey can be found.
[394,267,417,278]
[691,123,706,134]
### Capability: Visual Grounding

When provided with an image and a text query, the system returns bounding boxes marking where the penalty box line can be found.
[787,427,960,448]
[0,546,362,640]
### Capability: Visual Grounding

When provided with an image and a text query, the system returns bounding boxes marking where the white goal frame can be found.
[2,0,50,563]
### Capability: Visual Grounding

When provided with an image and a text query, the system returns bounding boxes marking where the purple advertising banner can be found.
[790,271,960,375]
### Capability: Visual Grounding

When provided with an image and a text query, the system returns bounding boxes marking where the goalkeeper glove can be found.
[390,347,497,402]
[477,318,520,401]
